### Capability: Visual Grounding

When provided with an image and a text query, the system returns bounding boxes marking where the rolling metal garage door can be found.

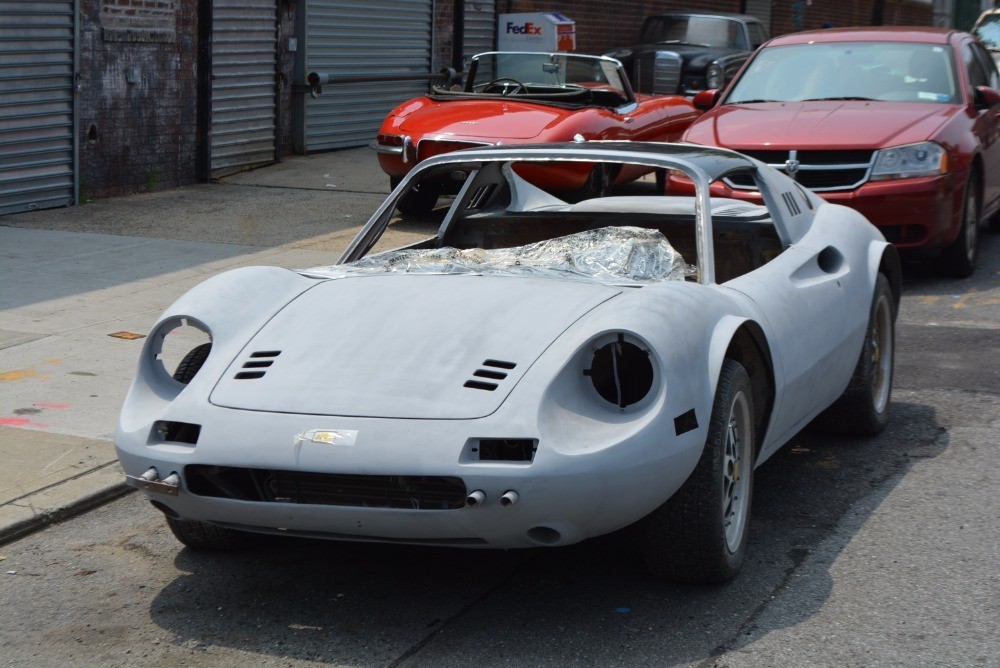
[744,0,773,34]
[305,0,433,151]
[0,0,76,215]
[211,0,278,174]
[464,0,496,66]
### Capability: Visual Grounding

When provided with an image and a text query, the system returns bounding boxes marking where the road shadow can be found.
[148,400,944,667]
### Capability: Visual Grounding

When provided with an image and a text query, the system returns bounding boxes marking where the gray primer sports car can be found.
[115,143,900,583]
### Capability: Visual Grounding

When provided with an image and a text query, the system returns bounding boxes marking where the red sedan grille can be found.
[726,150,875,192]
[417,139,490,161]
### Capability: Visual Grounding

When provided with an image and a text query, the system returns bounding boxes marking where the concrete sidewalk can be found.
[0,147,387,544]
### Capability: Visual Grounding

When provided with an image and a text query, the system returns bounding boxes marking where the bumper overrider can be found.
[116,401,701,548]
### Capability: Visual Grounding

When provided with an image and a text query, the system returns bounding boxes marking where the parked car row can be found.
[373,16,999,278]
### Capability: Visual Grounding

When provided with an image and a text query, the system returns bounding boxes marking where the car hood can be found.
[684,100,959,149]
[398,100,566,139]
[209,274,620,419]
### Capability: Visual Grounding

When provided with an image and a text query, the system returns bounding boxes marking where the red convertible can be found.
[678,27,1000,277]
[371,52,700,212]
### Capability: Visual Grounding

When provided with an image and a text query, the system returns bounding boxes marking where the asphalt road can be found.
[0,219,997,667]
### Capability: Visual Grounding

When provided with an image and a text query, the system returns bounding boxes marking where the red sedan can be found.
[372,52,700,212]
[679,27,1000,277]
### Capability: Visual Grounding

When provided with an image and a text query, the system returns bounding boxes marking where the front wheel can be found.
[641,358,755,583]
[814,273,895,436]
[390,176,438,215]
[166,516,262,550]
[939,175,979,278]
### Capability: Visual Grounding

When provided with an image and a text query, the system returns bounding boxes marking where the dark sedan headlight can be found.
[706,62,724,90]
[871,141,947,180]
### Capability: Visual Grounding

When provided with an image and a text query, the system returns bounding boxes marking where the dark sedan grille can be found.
[727,149,875,192]
[185,465,467,510]
[635,51,681,95]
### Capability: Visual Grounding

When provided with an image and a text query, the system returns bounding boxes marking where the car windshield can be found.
[725,41,958,104]
[468,53,629,96]
[639,16,747,50]
[974,14,1000,50]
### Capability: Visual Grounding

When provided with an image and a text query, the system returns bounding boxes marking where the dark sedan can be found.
[606,12,769,96]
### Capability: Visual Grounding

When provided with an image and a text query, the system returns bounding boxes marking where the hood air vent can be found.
[234,350,281,380]
[464,359,517,391]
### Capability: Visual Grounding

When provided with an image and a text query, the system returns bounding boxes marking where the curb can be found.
[0,483,134,548]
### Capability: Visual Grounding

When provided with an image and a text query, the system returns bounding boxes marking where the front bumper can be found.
[116,403,700,549]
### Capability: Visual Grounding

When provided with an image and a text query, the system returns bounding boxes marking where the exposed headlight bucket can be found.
[871,142,947,180]
[149,317,212,383]
[585,332,654,409]
[706,62,724,90]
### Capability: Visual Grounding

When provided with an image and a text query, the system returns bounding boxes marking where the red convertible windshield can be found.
[726,41,960,104]
[468,53,630,98]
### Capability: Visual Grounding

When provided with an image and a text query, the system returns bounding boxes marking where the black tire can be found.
[173,342,211,384]
[655,168,667,193]
[390,176,438,215]
[166,516,262,550]
[641,359,755,583]
[815,273,895,436]
[939,175,979,278]
[578,163,618,200]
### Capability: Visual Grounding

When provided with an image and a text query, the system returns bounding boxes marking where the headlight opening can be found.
[584,333,655,409]
[149,317,212,383]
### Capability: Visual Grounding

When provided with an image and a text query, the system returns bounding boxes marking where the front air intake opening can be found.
[151,420,201,445]
[477,438,537,462]
[184,465,467,510]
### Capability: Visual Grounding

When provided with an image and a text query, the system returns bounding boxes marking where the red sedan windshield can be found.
[726,41,960,105]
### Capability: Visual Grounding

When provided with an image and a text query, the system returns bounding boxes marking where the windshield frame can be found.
[466,52,633,100]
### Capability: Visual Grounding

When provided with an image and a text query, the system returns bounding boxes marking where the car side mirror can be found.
[974,85,1000,109]
[693,89,720,110]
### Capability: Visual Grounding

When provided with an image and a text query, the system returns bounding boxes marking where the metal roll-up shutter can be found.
[744,0,773,34]
[305,0,433,151]
[0,0,76,215]
[211,0,278,174]
[463,0,496,67]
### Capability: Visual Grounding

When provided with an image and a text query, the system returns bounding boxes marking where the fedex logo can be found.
[506,21,542,35]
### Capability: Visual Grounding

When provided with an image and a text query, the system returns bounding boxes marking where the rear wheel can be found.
[641,359,755,583]
[390,176,438,214]
[940,175,979,278]
[815,273,895,436]
[577,163,618,200]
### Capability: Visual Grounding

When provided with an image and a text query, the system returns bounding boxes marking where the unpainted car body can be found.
[116,143,899,582]
[680,27,1000,277]
[371,52,699,212]
[606,12,769,96]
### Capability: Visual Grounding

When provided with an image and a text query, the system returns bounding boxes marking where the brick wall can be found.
[770,0,933,35]
[501,1,744,55]
[79,0,199,198]
[449,1,936,60]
